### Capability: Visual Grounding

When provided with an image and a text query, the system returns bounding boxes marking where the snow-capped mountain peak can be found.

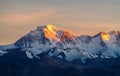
[0,25,120,63]
[100,32,110,41]
[43,24,59,41]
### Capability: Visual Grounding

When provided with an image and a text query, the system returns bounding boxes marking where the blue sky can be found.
[0,0,120,44]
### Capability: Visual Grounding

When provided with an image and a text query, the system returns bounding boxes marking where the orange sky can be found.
[0,0,120,45]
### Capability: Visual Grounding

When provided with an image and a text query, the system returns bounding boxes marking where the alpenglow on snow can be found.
[0,24,120,63]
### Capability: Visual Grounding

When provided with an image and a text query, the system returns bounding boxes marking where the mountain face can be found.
[0,25,120,64]
[0,24,120,76]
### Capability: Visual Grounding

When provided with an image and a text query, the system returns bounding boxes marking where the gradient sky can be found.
[0,0,120,45]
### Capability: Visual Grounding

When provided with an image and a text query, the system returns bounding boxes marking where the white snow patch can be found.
[0,50,7,56]
[26,51,33,59]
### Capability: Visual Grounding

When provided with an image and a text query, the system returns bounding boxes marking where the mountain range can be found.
[0,24,120,76]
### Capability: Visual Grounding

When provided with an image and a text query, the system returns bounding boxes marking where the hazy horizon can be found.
[0,0,120,45]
